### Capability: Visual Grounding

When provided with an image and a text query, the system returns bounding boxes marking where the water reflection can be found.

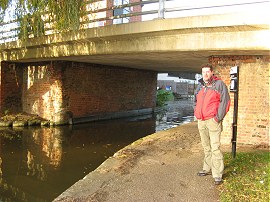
[0,117,155,202]
[0,100,194,201]
[155,100,194,131]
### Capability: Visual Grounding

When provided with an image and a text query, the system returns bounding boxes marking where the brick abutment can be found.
[209,55,269,146]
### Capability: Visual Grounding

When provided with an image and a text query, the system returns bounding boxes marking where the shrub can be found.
[156,89,174,107]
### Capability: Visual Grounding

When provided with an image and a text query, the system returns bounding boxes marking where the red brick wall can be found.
[62,62,156,117]
[106,0,142,25]
[21,62,64,122]
[130,0,142,22]
[209,56,269,146]
[0,61,23,113]
[19,61,156,122]
[106,0,113,25]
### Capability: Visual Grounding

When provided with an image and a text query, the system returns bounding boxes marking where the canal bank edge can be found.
[0,108,154,127]
[53,121,221,202]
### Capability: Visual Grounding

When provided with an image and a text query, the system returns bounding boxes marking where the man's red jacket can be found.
[194,76,230,122]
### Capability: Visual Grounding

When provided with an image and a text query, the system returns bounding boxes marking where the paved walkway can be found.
[54,122,220,202]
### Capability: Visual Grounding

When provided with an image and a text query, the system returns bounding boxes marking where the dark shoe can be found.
[214,177,223,185]
[197,170,211,176]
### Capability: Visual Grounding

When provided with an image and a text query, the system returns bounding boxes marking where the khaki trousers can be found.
[198,118,224,178]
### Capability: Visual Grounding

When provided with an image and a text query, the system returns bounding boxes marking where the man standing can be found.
[194,64,230,185]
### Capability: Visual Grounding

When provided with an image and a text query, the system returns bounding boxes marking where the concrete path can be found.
[54,122,220,202]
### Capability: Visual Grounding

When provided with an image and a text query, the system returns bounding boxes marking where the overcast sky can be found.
[142,0,269,20]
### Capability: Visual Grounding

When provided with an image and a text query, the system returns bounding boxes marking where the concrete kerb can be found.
[53,121,221,202]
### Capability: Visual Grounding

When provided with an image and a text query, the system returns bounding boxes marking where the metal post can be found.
[158,0,165,19]
[231,66,239,158]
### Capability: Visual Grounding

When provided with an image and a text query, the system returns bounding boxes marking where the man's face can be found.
[202,67,213,82]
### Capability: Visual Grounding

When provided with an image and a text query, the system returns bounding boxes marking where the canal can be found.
[0,101,194,201]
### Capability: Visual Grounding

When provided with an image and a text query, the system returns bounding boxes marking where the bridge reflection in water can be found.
[0,101,194,201]
[0,116,156,201]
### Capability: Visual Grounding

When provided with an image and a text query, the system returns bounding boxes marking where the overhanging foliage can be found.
[0,0,87,39]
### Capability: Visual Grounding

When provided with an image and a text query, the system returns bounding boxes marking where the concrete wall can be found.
[210,56,269,147]
[1,61,157,124]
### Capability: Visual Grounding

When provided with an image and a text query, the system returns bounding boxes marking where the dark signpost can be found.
[230,66,239,158]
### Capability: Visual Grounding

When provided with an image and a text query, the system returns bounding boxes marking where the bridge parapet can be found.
[0,0,269,44]
[0,11,269,73]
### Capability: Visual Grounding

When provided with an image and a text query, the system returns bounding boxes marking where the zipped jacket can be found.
[194,76,230,122]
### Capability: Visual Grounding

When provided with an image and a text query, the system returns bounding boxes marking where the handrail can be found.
[0,0,269,44]
[165,0,269,13]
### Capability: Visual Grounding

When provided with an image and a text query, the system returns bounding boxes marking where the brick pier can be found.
[0,61,157,125]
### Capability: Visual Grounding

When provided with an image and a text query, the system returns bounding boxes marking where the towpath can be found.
[54,122,220,202]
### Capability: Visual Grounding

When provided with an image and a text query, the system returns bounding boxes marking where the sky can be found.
[142,0,270,20]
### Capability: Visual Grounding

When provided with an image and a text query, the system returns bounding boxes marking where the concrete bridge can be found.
[1,12,269,72]
[0,1,269,145]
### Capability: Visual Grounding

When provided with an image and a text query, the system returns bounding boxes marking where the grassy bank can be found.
[219,150,269,202]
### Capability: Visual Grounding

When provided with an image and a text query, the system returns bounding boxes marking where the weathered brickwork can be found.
[62,62,156,117]
[21,62,64,122]
[129,0,142,22]
[6,61,157,124]
[0,61,23,113]
[105,0,113,26]
[209,56,269,146]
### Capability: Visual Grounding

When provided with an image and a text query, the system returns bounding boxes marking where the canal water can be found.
[0,100,194,202]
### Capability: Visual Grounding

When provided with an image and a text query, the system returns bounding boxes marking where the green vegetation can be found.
[219,151,269,202]
[156,89,174,107]
[0,0,86,39]
[0,112,44,122]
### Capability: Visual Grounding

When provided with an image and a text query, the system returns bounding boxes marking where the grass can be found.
[219,150,269,202]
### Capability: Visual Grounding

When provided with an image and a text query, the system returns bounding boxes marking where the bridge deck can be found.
[0,12,269,73]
